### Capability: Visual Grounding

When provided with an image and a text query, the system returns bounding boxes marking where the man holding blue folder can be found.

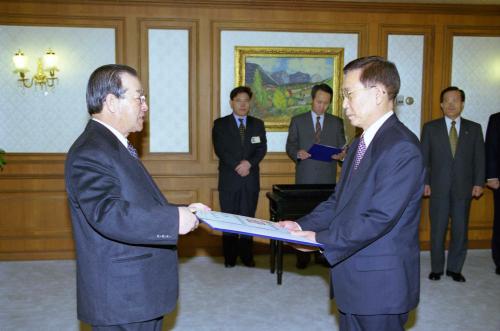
[286,83,346,269]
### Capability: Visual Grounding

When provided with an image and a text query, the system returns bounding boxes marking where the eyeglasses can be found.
[134,94,147,105]
[341,86,377,101]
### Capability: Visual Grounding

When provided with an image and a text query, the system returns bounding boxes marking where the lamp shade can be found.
[43,49,58,70]
[13,50,28,71]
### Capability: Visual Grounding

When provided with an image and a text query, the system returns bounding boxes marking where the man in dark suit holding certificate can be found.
[212,86,267,268]
[65,64,209,330]
[281,56,424,331]
[286,83,345,268]
[422,86,485,282]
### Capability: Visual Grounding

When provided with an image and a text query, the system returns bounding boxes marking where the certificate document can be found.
[196,210,323,248]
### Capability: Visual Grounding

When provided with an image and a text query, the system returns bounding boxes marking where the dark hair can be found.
[343,56,400,100]
[311,83,333,101]
[230,86,253,100]
[86,64,138,115]
[440,86,465,103]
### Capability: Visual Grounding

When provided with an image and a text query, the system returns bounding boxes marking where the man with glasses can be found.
[212,86,267,268]
[281,56,424,331]
[286,83,345,269]
[422,86,485,283]
[65,64,209,330]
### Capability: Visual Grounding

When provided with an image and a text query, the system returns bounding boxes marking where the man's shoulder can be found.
[461,117,482,130]
[423,117,444,128]
[325,113,343,123]
[214,114,233,126]
[247,115,264,124]
[291,112,310,121]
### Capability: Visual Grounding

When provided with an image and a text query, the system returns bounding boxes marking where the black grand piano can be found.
[266,184,335,284]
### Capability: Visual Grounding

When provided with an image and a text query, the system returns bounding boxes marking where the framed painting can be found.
[235,46,344,131]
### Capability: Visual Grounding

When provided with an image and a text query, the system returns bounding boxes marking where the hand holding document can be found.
[307,144,343,162]
[196,210,323,248]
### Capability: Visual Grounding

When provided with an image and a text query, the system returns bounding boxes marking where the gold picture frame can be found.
[235,46,344,131]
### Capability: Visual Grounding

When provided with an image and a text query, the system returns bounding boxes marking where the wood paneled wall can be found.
[1,0,499,260]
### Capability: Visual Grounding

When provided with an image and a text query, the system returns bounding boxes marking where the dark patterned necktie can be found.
[314,116,321,144]
[127,140,139,159]
[238,118,245,145]
[353,134,366,170]
[449,120,458,157]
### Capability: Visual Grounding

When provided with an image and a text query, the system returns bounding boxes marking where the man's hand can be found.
[278,220,301,231]
[289,230,318,252]
[297,149,311,160]
[331,149,346,161]
[472,185,484,198]
[423,185,431,197]
[188,202,211,213]
[235,160,251,177]
[178,207,199,235]
[487,179,500,190]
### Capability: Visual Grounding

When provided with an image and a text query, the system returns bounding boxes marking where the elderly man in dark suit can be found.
[286,83,346,268]
[212,86,267,268]
[422,86,485,283]
[281,56,424,331]
[485,112,500,275]
[65,64,209,331]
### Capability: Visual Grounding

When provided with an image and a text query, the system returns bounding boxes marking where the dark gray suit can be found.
[421,117,485,273]
[65,120,180,326]
[286,111,345,184]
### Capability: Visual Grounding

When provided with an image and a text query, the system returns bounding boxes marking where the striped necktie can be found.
[238,118,245,145]
[314,116,321,144]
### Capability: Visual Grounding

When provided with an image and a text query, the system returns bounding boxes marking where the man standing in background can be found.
[286,83,345,269]
[485,112,500,275]
[65,64,209,330]
[213,86,267,268]
[422,86,485,282]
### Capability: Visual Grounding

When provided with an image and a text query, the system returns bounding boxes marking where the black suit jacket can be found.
[65,120,180,325]
[486,112,500,180]
[421,117,485,199]
[212,114,267,192]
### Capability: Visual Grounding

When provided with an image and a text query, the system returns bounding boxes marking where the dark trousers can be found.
[429,196,471,273]
[219,187,258,264]
[493,190,500,268]
[92,317,163,331]
[339,311,408,331]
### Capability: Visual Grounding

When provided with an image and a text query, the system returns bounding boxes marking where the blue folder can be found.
[307,144,343,162]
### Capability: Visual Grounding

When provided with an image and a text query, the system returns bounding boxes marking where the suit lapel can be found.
[438,118,454,160]
[455,118,470,158]
[91,121,167,206]
[334,115,398,214]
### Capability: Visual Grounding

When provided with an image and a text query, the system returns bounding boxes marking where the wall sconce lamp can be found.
[12,49,59,89]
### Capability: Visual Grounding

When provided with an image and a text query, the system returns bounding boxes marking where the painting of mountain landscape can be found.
[234,47,343,131]
[246,56,333,122]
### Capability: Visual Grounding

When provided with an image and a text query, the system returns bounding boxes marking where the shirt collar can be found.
[362,111,394,148]
[92,118,128,147]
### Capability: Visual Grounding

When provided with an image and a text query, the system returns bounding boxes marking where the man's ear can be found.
[104,94,118,113]
[375,86,385,106]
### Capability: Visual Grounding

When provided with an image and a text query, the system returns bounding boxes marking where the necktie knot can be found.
[127,141,139,159]
[353,134,366,170]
